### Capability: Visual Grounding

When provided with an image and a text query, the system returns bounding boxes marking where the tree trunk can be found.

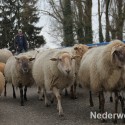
[105,0,110,42]
[116,0,124,40]
[62,0,74,46]
[17,0,20,29]
[75,0,84,44]
[98,0,104,42]
[111,29,117,39]
[84,0,93,44]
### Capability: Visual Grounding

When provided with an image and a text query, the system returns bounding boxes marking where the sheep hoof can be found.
[90,102,94,107]
[79,84,82,88]
[101,119,106,123]
[24,97,28,101]
[122,119,125,123]
[90,104,94,107]
[13,95,16,99]
[21,103,24,106]
[113,119,117,124]
[110,97,113,102]
[64,92,68,96]
[51,99,54,104]
[59,112,64,117]
[38,96,44,101]
[99,109,101,113]
[13,96,16,99]
[70,94,78,100]
[45,102,50,107]
[4,93,6,97]
[39,98,43,101]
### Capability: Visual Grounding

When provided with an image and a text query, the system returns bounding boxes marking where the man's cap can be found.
[18,29,22,32]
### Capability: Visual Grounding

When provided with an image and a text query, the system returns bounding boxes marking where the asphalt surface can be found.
[0,84,123,125]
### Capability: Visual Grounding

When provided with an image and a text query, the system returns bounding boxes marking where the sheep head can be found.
[50,52,77,76]
[73,44,89,59]
[15,56,35,74]
[111,45,125,68]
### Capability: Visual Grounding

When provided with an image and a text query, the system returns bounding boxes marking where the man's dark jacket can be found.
[15,34,27,53]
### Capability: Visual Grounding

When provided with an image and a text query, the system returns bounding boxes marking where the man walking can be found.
[15,29,28,54]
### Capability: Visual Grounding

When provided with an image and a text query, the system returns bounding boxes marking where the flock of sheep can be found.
[0,39,125,123]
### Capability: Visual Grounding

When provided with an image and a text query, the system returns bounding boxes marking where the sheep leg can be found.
[19,85,24,106]
[37,86,41,94]
[89,91,94,107]
[99,91,106,123]
[70,81,78,99]
[64,88,68,96]
[24,86,27,101]
[38,87,44,101]
[4,81,7,96]
[43,88,50,107]
[52,87,64,116]
[98,92,101,112]
[119,95,124,111]
[70,85,74,98]
[50,93,55,103]
[110,92,113,102]
[74,81,77,99]
[119,95,125,123]
[12,84,16,99]
[113,91,118,124]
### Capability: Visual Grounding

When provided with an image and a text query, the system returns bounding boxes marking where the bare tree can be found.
[105,0,110,42]
[62,0,74,46]
[84,0,93,43]
[115,0,125,40]
[104,0,125,41]
[98,0,104,42]
[40,0,94,45]
[74,0,84,43]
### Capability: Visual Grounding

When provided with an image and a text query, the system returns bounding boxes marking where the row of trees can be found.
[0,0,45,51]
[41,0,125,46]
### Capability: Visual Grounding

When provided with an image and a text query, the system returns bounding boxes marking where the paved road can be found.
[0,84,122,125]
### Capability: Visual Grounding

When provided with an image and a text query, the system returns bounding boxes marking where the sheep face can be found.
[15,56,35,74]
[112,45,125,68]
[50,53,76,76]
[74,44,88,58]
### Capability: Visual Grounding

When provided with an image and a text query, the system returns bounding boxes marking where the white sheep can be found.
[0,72,5,96]
[32,49,77,116]
[62,44,89,99]
[18,50,39,58]
[78,40,125,123]
[4,55,35,106]
[0,49,13,63]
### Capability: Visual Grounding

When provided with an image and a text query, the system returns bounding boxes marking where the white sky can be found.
[36,0,101,48]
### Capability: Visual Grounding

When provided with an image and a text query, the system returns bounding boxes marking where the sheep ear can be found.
[29,58,35,61]
[50,58,58,61]
[74,47,78,50]
[113,50,120,57]
[36,50,39,53]
[113,50,124,61]
[112,47,125,66]
[112,47,120,58]
[71,55,81,60]
[15,57,20,61]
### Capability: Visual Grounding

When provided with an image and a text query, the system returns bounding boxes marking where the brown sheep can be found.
[4,55,35,106]
[0,72,5,96]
